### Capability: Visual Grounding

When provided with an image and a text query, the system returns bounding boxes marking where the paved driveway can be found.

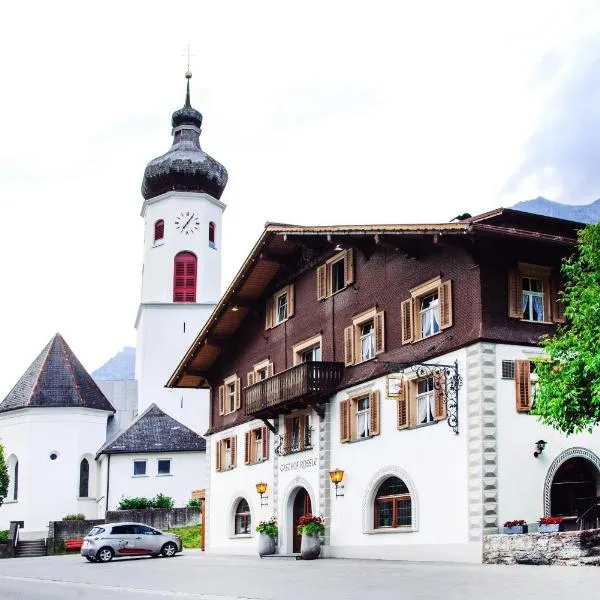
[0,551,598,600]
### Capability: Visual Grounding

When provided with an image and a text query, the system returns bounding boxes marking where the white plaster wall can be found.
[95,380,138,438]
[495,343,600,525]
[0,407,111,531]
[106,452,205,511]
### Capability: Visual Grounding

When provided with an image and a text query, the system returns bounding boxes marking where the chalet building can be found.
[168,209,600,562]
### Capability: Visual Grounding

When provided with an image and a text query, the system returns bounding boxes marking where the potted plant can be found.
[502,519,528,534]
[255,517,278,557]
[538,516,564,533]
[297,514,325,560]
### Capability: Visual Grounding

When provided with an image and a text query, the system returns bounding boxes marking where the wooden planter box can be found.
[503,525,528,534]
[538,523,561,533]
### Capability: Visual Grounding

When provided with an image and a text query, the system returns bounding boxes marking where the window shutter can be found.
[508,270,523,318]
[244,432,251,464]
[397,381,409,430]
[515,360,532,412]
[340,399,350,442]
[344,325,355,366]
[369,391,380,436]
[434,372,447,420]
[265,297,274,329]
[344,249,355,286]
[173,252,197,303]
[234,378,241,410]
[542,277,551,323]
[551,279,566,323]
[439,280,453,329]
[267,362,274,377]
[247,372,255,387]
[231,436,237,468]
[408,381,419,428]
[262,426,270,461]
[287,284,295,318]
[216,441,222,472]
[401,298,414,344]
[317,265,327,300]
[374,311,385,354]
[218,385,225,416]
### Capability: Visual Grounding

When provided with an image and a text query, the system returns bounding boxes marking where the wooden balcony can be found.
[244,361,344,419]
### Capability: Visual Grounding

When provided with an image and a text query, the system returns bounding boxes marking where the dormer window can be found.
[209,222,216,249]
[154,219,164,243]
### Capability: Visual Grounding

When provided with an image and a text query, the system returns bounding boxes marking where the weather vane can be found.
[183,43,194,79]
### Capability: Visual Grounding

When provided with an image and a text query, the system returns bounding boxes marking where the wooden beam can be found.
[260,418,278,434]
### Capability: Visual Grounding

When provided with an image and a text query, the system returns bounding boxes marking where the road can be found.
[0,551,599,600]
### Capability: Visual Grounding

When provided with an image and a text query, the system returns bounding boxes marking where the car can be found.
[80,522,182,563]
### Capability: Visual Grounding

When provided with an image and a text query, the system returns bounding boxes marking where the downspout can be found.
[105,454,111,516]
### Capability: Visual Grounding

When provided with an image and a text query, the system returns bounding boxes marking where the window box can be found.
[538,524,561,533]
[503,525,528,535]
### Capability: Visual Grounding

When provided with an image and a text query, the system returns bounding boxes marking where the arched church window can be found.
[173,252,197,302]
[234,498,251,535]
[7,455,18,502]
[374,476,411,529]
[209,222,216,248]
[154,219,165,242]
[79,458,90,498]
[12,459,18,501]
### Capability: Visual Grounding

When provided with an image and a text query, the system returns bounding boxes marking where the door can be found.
[134,524,161,555]
[111,524,139,555]
[293,488,312,553]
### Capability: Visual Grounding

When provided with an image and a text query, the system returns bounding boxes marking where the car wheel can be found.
[97,547,114,563]
[161,542,177,557]
[85,556,96,563]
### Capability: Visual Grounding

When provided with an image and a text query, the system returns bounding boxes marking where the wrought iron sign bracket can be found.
[260,418,278,435]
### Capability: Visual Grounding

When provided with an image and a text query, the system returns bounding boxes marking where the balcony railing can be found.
[276,428,313,456]
[244,361,344,418]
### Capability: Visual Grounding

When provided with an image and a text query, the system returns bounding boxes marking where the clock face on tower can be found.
[175,211,200,235]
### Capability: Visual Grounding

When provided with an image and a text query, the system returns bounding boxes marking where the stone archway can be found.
[281,477,316,554]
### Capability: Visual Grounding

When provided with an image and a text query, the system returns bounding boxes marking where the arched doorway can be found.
[292,488,311,553]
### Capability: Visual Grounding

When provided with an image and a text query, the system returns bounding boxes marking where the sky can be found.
[1,0,599,398]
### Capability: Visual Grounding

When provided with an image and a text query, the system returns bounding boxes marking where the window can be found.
[157,459,171,475]
[344,308,385,366]
[501,360,515,379]
[247,360,273,386]
[340,391,380,442]
[293,335,322,366]
[401,277,452,344]
[79,458,89,498]
[317,249,354,299]
[396,374,447,430]
[208,221,216,248]
[281,411,312,454]
[265,284,294,329]
[7,456,18,502]
[234,499,251,535]
[13,460,18,501]
[154,219,164,243]
[219,375,241,415]
[522,277,544,321]
[133,460,147,476]
[374,477,412,529]
[173,252,197,302]
[244,426,270,464]
[515,359,536,413]
[216,436,238,471]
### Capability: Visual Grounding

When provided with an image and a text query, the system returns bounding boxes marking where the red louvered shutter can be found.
[154,219,164,242]
[173,252,197,302]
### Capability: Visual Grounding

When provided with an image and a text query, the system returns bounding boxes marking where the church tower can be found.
[135,73,228,433]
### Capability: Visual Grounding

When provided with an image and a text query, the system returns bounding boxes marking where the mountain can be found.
[511,197,600,224]
[92,347,136,381]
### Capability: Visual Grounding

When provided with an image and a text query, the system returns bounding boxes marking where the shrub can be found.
[63,514,85,521]
[117,494,175,510]
[186,498,202,508]
[0,530,8,543]
[539,516,564,525]
[256,517,278,536]
[296,514,325,536]
[153,493,174,509]
[503,519,526,527]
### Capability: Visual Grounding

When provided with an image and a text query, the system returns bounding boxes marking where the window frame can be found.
[247,359,274,387]
[317,249,354,300]
[216,436,238,471]
[79,458,90,498]
[157,458,172,476]
[265,284,295,329]
[282,410,313,454]
[219,374,241,415]
[395,373,447,430]
[292,334,323,366]
[153,219,165,244]
[173,251,197,303]
[340,390,380,442]
[132,459,148,477]
[244,425,270,465]
[234,498,251,535]
[208,221,216,249]
[508,263,556,324]
[373,477,412,530]
[344,308,385,366]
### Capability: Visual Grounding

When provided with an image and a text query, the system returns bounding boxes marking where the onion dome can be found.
[141,74,228,200]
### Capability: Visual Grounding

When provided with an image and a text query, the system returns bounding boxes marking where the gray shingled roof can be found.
[0,334,115,414]
[97,403,206,456]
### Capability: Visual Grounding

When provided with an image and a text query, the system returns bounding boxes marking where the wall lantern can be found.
[534,440,547,458]
[329,468,345,498]
[231,306,239,312]
[256,482,269,507]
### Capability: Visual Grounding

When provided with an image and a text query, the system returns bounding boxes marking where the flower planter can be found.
[258,532,277,557]
[503,525,528,535]
[300,532,321,560]
[538,523,561,533]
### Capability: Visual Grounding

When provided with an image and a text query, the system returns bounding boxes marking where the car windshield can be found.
[88,527,104,536]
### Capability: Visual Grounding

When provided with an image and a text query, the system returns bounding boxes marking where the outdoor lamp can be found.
[329,468,345,498]
[256,482,269,506]
[534,440,547,458]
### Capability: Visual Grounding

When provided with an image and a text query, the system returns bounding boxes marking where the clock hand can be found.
[182,214,195,230]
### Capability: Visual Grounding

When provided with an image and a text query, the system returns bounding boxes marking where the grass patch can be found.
[168,525,201,549]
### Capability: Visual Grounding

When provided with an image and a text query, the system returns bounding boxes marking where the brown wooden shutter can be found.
[262,427,270,461]
[508,270,523,318]
[515,360,532,412]
[218,385,225,415]
[265,297,274,329]
[287,284,295,317]
[231,436,237,467]
[401,298,414,344]
[552,278,566,323]
[344,325,355,366]
[434,372,447,420]
[216,441,222,472]
[244,432,251,464]
[375,311,385,354]
[542,277,552,323]
[408,381,418,428]
[344,249,354,286]
[247,372,255,387]
[267,362,274,377]
[369,391,380,436]
[397,381,409,430]
[439,280,453,329]
[234,378,241,410]
[317,265,327,300]
[340,399,350,442]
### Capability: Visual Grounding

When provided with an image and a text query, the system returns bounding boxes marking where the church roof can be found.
[97,403,206,456]
[0,334,115,414]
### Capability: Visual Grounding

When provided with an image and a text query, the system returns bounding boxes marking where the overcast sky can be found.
[1,0,599,398]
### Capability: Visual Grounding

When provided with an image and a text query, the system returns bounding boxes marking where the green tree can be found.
[0,445,8,507]
[532,223,600,434]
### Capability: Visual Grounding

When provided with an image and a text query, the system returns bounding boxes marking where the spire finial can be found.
[184,42,193,108]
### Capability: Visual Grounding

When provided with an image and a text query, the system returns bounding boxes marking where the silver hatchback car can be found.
[81,522,182,563]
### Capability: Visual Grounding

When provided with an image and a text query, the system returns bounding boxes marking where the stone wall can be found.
[483,529,600,566]
[105,507,200,530]
[47,519,105,555]
[0,544,9,559]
